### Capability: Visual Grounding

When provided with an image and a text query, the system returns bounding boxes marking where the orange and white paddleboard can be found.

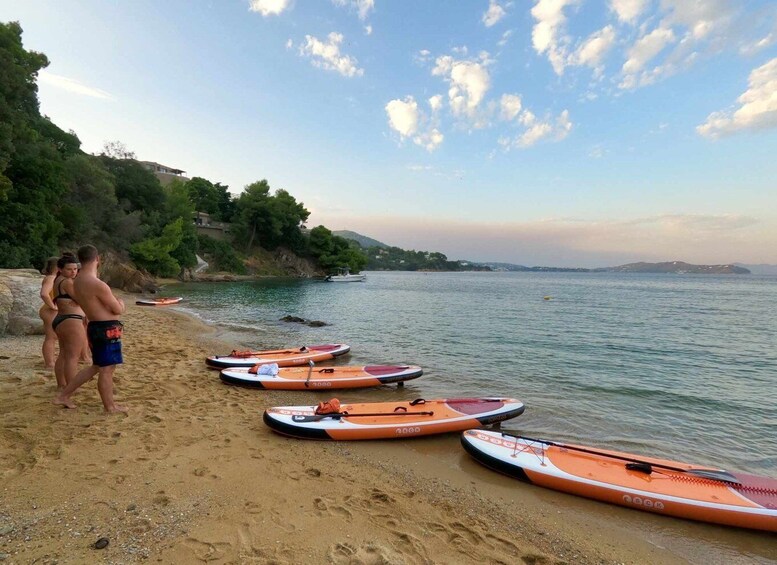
[264,398,525,440]
[220,364,422,389]
[135,297,183,306]
[461,430,777,532]
[205,344,350,369]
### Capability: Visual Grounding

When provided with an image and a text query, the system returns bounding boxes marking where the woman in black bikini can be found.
[38,256,59,370]
[52,253,89,389]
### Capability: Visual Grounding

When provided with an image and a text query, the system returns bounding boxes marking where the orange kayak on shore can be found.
[461,430,777,532]
[135,297,183,306]
[205,344,350,369]
[264,398,525,440]
[220,364,422,389]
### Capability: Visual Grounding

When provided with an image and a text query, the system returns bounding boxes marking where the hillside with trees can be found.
[0,21,366,280]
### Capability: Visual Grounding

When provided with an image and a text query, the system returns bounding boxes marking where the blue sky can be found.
[2,0,776,266]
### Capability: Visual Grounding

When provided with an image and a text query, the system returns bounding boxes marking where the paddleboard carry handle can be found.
[410,398,426,406]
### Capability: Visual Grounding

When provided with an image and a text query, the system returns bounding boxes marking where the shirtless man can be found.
[54,244,127,414]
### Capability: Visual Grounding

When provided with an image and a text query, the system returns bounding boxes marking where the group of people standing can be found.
[39,245,128,414]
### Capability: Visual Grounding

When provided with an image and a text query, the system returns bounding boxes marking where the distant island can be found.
[336,232,753,275]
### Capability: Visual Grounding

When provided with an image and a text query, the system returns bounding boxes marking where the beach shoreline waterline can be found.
[0,303,774,564]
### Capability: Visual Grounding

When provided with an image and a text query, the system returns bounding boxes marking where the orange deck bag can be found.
[315,398,341,415]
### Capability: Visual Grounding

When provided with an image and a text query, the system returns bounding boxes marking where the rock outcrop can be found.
[0,269,45,336]
[98,251,158,293]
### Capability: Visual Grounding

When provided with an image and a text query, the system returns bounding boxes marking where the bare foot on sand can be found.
[53,396,76,409]
[105,405,128,415]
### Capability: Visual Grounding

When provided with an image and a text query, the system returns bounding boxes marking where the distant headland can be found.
[334,232,755,275]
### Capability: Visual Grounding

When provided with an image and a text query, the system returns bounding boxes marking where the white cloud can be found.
[660,0,733,41]
[697,57,777,138]
[248,0,291,16]
[364,25,373,35]
[432,53,492,121]
[517,109,572,147]
[298,32,364,77]
[285,38,293,49]
[386,97,419,137]
[332,0,374,21]
[483,0,507,27]
[573,25,616,75]
[619,26,676,88]
[428,94,444,113]
[499,94,522,121]
[498,30,513,47]
[739,34,774,56]
[609,0,648,23]
[386,96,444,151]
[530,0,577,75]
[37,70,112,100]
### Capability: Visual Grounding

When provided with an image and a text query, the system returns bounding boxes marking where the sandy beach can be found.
[1,301,775,564]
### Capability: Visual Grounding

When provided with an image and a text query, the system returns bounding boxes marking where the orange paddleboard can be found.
[462,430,777,532]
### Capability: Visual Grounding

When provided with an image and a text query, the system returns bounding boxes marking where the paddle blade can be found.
[687,469,741,484]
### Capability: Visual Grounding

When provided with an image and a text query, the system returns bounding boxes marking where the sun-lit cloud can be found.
[609,0,648,23]
[483,0,507,27]
[572,25,616,76]
[297,32,364,77]
[697,57,777,138]
[499,94,522,121]
[385,96,444,151]
[364,25,373,36]
[530,0,577,75]
[332,0,374,21]
[619,26,675,89]
[432,52,492,123]
[248,0,291,16]
[499,108,573,149]
[37,70,112,100]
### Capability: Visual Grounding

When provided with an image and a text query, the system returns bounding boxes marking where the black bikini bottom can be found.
[53,314,84,331]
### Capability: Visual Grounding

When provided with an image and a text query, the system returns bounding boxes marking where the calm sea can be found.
[171,271,777,476]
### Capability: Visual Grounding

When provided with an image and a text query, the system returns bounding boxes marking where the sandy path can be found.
[0,303,773,564]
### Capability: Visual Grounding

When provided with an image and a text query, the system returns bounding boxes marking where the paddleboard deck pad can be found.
[135,297,183,306]
[461,430,777,532]
[264,398,525,440]
[220,364,423,389]
[206,344,350,369]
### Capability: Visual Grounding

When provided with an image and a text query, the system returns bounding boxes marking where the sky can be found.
[2,0,776,267]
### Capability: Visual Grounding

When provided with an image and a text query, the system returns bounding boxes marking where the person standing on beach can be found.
[38,256,59,370]
[53,245,128,414]
[52,253,90,389]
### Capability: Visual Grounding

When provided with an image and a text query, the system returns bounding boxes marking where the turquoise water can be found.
[173,272,777,475]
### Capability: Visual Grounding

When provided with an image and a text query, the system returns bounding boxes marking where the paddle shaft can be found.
[506,434,738,483]
[294,410,434,422]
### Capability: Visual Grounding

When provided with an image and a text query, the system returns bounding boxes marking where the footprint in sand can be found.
[312,497,352,520]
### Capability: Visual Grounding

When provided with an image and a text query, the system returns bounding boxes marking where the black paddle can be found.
[501,433,742,485]
[292,410,434,422]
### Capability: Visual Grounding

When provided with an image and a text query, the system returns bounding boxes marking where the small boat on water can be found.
[461,430,777,532]
[325,267,366,282]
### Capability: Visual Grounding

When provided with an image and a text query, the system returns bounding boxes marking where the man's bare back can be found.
[72,271,125,322]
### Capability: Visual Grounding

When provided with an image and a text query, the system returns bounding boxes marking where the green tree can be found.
[308,225,367,273]
[232,180,272,250]
[99,155,166,233]
[129,217,185,277]
[0,21,80,267]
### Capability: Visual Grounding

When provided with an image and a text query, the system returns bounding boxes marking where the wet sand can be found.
[0,302,774,564]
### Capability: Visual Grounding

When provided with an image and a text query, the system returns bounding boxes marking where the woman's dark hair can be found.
[42,256,59,275]
[57,252,79,270]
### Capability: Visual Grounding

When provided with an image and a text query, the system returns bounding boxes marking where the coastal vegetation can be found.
[0,21,368,278]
